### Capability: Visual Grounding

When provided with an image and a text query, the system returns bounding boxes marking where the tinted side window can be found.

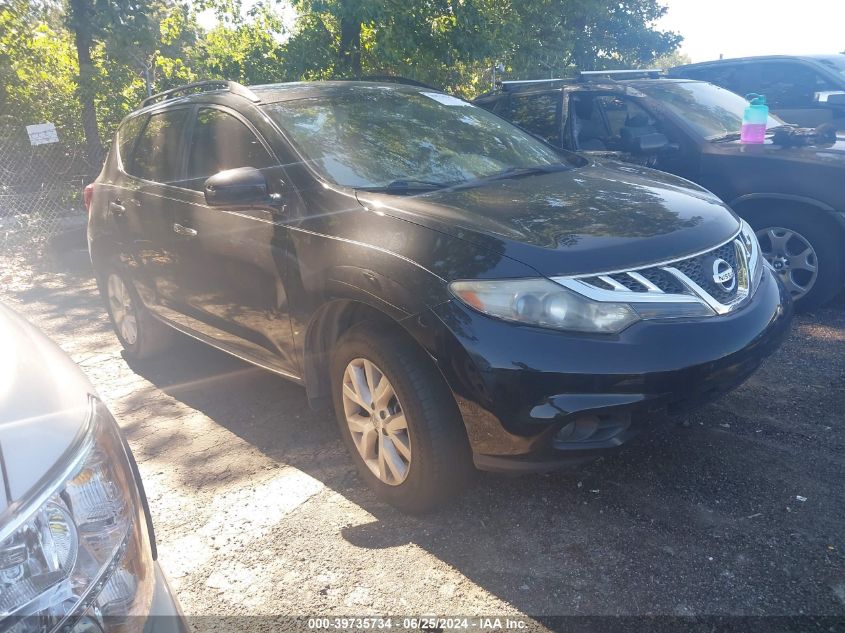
[596,95,655,138]
[117,114,147,168]
[186,108,275,185]
[747,62,836,107]
[505,93,562,145]
[129,109,190,183]
[688,65,746,95]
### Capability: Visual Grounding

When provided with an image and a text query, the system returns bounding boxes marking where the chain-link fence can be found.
[0,123,96,252]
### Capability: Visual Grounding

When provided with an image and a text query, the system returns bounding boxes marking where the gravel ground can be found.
[1,248,844,628]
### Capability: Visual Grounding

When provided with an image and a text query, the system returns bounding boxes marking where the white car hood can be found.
[0,304,92,518]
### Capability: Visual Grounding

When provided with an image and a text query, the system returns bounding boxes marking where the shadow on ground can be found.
[4,248,845,618]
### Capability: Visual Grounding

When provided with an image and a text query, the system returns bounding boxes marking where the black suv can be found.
[668,54,845,130]
[475,74,845,309]
[87,80,791,512]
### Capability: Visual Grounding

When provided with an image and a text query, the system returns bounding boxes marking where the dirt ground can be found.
[2,248,844,626]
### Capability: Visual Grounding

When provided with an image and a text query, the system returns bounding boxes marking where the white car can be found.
[0,303,185,632]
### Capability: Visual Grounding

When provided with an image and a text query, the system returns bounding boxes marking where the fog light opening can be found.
[554,415,601,443]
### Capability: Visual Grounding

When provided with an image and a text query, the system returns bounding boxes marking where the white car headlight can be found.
[0,398,154,632]
[449,278,641,333]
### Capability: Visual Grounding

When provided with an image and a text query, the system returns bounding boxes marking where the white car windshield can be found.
[638,81,783,140]
[263,85,579,189]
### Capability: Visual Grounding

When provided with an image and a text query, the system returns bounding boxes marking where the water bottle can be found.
[741,94,768,144]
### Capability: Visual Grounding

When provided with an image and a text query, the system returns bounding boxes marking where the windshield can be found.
[637,81,783,140]
[263,85,576,189]
[816,55,845,78]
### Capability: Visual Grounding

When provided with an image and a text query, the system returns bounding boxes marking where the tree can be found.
[63,0,199,167]
[192,3,286,84]
[283,0,681,95]
[651,49,692,70]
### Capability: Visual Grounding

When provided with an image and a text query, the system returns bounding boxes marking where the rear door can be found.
[115,107,192,321]
[499,91,564,146]
[174,105,299,376]
[562,90,701,180]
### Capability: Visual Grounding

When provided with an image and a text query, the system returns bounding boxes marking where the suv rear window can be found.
[129,109,190,184]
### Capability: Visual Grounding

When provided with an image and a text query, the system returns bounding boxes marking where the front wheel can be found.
[330,323,472,514]
[748,210,845,311]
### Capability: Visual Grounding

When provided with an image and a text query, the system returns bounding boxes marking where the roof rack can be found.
[499,78,575,92]
[141,80,260,108]
[358,75,440,91]
[577,69,663,80]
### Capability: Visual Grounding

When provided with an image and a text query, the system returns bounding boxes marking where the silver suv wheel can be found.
[341,358,411,485]
[756,226,819,300]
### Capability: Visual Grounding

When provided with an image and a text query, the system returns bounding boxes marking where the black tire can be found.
[100,268,173,359]
[330,322,473,514]
[744,208,845,312]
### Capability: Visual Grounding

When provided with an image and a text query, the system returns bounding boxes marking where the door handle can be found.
[109,200,126,216]
[173,223,198,238]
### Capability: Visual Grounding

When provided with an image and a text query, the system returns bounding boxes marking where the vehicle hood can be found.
[0,304,92,518]
[357,160,740,276]
[716,133,845,167]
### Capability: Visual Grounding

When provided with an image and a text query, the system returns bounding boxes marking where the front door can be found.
[562,91,700,181]
[174,106,299,377]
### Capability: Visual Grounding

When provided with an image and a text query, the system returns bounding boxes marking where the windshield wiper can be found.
[368,178,455,192]
[450,163,570,190]
[485,164,570,181]
[711,125,796,143]
[710,131,743,142]
[356,179,455,194]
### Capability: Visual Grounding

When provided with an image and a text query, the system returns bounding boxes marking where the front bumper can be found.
[142,563,189,633]
[422,267,792,472]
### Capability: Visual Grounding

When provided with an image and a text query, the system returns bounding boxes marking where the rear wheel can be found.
[330,323,472,514]
[103,270,173,359]
[746,208,845,311]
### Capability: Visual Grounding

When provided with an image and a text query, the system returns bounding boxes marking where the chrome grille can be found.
[553,229,763,316]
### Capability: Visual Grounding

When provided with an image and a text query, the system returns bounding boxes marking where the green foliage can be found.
[2,0,682,152]
[193,3,286,84]
[651,49,693,70]
[1,0,82,141]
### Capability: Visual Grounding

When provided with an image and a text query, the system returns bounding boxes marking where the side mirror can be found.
[634,132,669,154]
[204,167,272,208]
[825,93,845,106]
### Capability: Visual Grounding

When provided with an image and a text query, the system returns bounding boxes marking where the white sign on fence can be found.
[26,122,59,146]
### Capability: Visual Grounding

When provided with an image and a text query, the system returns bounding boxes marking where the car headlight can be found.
[449,278,641,333]
[738,219,764,283]
[0,398,155,632]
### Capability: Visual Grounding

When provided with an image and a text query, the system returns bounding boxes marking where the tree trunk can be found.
[338,7,362,77]
[68,0,103,173]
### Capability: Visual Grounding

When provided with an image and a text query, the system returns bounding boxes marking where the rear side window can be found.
[117,115,147,168]
[505,93,562,145]
[129,109,190,184]
[186,108,275,186]
[685,65,747,95]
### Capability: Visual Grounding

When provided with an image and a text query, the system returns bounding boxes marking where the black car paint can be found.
[89,81,791,470]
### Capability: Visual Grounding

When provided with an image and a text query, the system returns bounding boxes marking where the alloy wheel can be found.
[755,226,819,300]
[107,273,138,346]
[341,358,411,486]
